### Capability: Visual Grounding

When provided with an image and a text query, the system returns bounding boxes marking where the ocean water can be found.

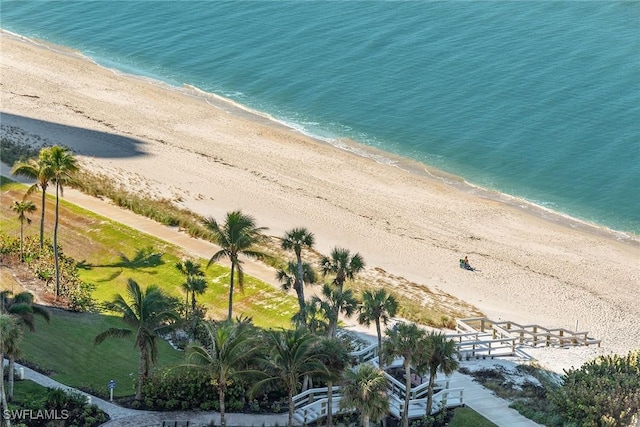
[1,1,639,235]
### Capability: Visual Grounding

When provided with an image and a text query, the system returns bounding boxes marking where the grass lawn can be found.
[0,179,298,328]
[449,406,498,427]
[10,379,49,404]
[17,307,184,397]
[1,178,297,398]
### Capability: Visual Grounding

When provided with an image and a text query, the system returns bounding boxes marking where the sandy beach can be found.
[1,32,638,370]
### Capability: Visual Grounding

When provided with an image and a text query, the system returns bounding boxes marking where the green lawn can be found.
[449,406,498,427]
[18,308,184,397]
[1,179,298,328]
[1,179,297,398]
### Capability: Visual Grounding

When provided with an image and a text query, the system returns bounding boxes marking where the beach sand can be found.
[1,32,638,371]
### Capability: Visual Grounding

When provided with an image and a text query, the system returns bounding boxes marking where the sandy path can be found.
[1,32,638,365]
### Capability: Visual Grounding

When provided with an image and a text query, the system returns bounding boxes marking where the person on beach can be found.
[460,256,473,271]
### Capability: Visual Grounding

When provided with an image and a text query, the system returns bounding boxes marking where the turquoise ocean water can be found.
[1,1,639,235]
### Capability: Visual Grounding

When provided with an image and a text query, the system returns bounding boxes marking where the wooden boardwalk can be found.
[451,317,601,359]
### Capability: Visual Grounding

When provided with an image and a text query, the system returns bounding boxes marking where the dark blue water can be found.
[1,1,639,234]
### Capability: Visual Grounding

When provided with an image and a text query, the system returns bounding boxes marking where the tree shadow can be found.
[1,113,148,159]
[93,247,165,274]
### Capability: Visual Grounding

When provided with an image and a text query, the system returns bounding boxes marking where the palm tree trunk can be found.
[136,349,145,401]
[7,358,14,402]
[403,360,411,427]
[326,380,333,427]
[296,254,305,311]
[53,183,61,298]
[219,387,226,427]
[376,319,383,368]
[363,414,370,427]
[287,388,295,427]
[227,263,235,321]
[19,221,24,262]
[426,370,436,416]
[39,189,46,250]
[1,352,11,427]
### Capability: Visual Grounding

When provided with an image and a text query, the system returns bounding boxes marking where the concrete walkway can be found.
[16,362,290,426]
[448,372,542,427]
[2,166,542,426]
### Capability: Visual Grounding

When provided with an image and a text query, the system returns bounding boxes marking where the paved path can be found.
[15,362,289,426]
[448,371,542,427]
[2,165,542,426]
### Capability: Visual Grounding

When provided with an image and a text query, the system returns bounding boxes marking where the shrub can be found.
[0,233,96,311]
[551,350,640,427]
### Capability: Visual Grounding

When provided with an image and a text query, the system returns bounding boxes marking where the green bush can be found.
[13,387,109,427]
[551,350,640,427]
[0,233,96,311]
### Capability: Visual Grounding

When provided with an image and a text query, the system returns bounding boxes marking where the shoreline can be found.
[1,30,638,361]
[3,30,637,244]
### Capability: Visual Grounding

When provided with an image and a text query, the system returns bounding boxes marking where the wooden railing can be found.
[455,317,601,348]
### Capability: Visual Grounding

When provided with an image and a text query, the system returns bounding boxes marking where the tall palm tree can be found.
[203,210,268,321]
[320,247,365,291]
[281,228,315,311]
[253,328,326,427]
[313,283,359,338]
[382,322,427,427]
[10,199,37,261]
[358,288,399,367]
[94,279,179,400]
[11,148,55,249]
[340,364,389,427]
[416,332,459,415]
[0,314,22,427]
[175,259,205,318]
[0,291,50,402]
[317,337,351,427]
[187,320,261,427]
[47,145,79,298]
[277,260,316,320]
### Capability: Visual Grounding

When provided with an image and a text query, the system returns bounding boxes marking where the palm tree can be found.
[47,146,79,298]
[0,314,22,427]
[358,288,398,367]
[416,332,459,415]
[382,322,427,427]
[277,260,316,322]
[175,259,206,318]
[281,228,315,311]
[94,279,179,400]
[187,320,261,427]
[320,247,365,291]
[291,298,329,335]
[203,210,268,321]
[313,283,359,338]
[317,337,351,427]
[0,291,50,402]
[10,200,37,261]
[186,276,208,313]
[253,328,326,427]
[11,148,55,249]
[340,364,389,427]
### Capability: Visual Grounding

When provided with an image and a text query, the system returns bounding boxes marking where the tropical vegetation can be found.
[340,363,389,427]
[0,143,504,426]
[204,210,269,321]
[94,279,180,400]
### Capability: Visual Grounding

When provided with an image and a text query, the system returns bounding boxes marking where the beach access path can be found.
[1,165,540,426]
[14,359,542,427]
